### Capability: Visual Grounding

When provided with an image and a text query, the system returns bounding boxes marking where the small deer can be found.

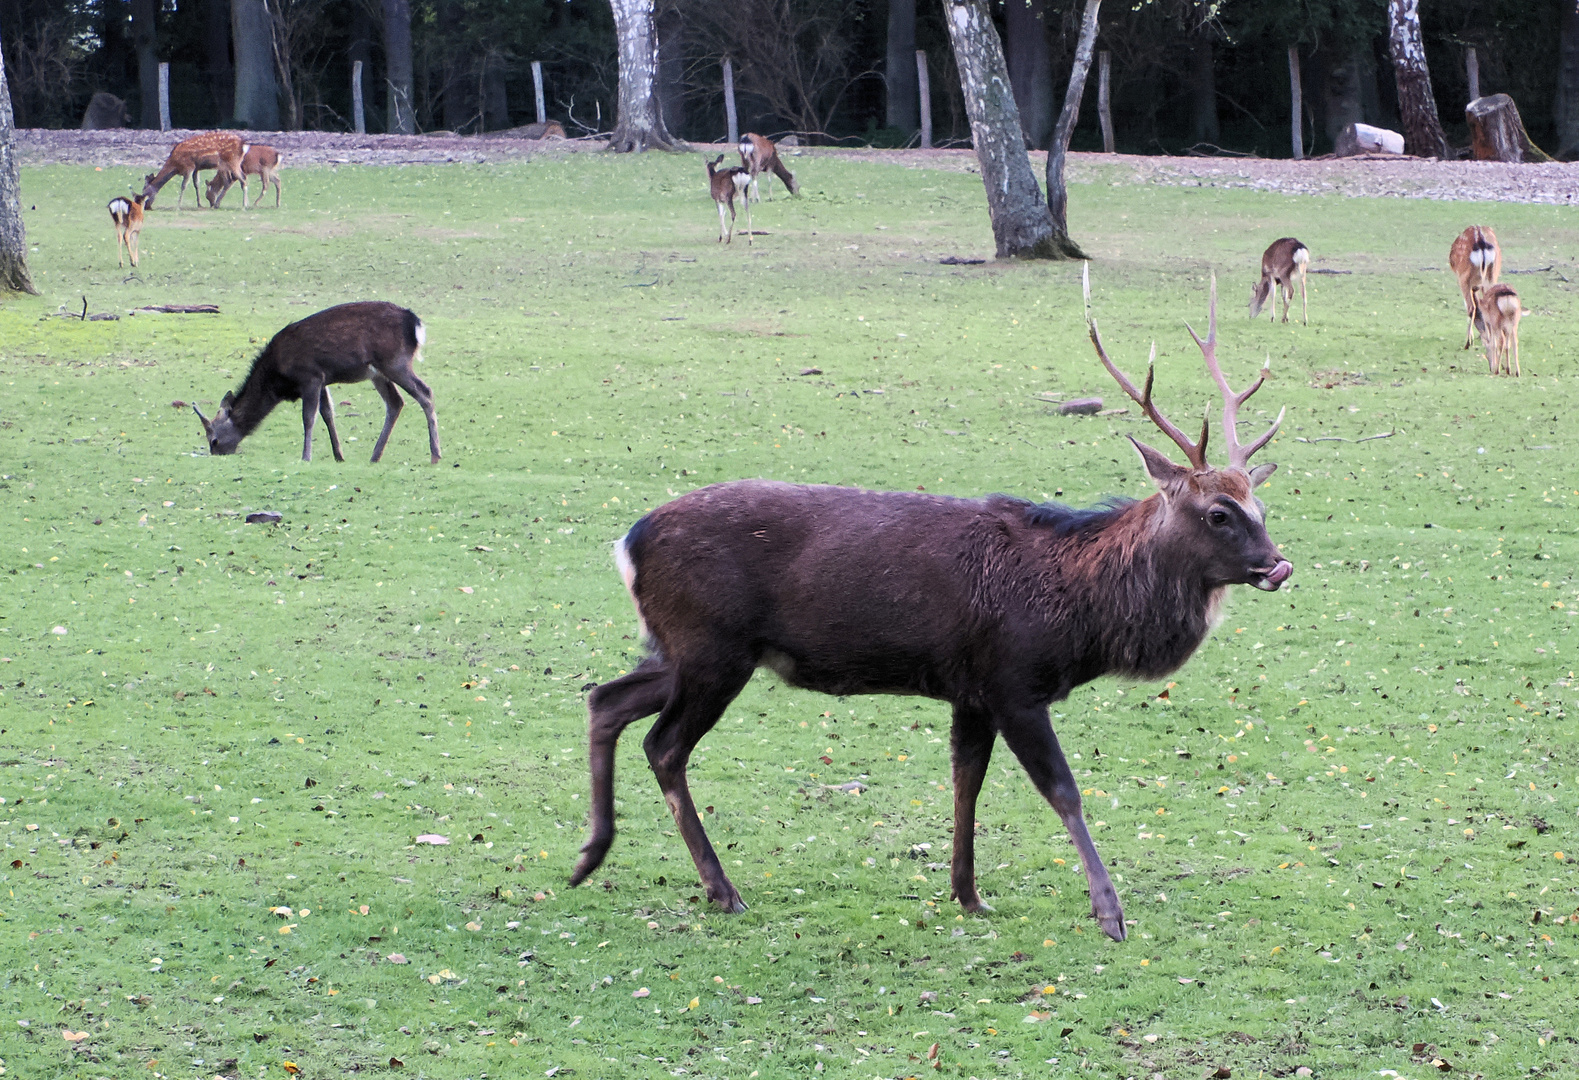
[206,145,283,209]
[193,301,440,464]
[1473,283,1527,376]
[569,267,1290,940]
[143,131,248,211]
[1448,226,1501,350]
[737,133,799,202]
[1249,237,1309,324]
[707,154,752,245]
[108,193,148,268]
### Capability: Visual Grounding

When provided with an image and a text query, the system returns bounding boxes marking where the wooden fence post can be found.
[723,58,738,144]
[352,60,365,134]
[1466,46,1480,103]
[916,50,932,149]
[1098,50,1114,153]
[532,61,546,125]
[158,62,170,131]
[1289,45,1303,160]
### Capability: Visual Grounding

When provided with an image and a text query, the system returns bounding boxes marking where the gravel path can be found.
[18,128,1579,205]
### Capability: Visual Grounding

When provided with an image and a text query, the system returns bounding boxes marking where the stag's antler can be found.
[1183,273,1285,471]
[1084,262,1208,470]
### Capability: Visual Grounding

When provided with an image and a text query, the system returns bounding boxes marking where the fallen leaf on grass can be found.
[1209,1069,1231,1079]
[632,987,650,998]
[414,834,450,845]
[745,995,762,1004]
[282,1064,300,1076]
[62,1029,90,1042]
[388,1058,403,1069]
[465,921,481,932]
[387,953,408,964]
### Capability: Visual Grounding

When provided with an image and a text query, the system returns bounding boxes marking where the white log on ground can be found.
[1334,122,1404,156]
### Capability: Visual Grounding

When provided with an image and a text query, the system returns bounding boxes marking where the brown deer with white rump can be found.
[1448,226,1501,350]
[143,131,248,211]
[706,154,752,244]
[194,302,440,463]
[738,133,799,202]
[569,267,1292,941]
[1249,237,1309,324]
[108,193,148,267]
[1473,283,1527,376]
[206,144,283,209]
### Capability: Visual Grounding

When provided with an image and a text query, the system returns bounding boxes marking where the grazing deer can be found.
[143,131,248,211]
[1448,226,1501,350]
[1473,283,1527,376]
[108,193,148,268]
[707,154,752,245]
[193,301,440,464]
[1249,237,1309,324]
[737,133,799,202]
[206,145,283,209]
[569,267,1291,941]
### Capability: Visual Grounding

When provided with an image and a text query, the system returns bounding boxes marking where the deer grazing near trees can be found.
[737,133,799,202]
[194,302,440,464]
[143,131,248,211]
[107,193,148,268]
[1249,237,1309,324]
[569,267,1292,942]
[706,154,752,244]
[1473,283,1527,376]
[1449,226,1502,351]
[206,144,283,209]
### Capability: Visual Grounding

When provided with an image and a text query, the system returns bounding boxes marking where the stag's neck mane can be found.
[226,344,288,436]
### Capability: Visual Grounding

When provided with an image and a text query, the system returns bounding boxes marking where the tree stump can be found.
[1466,94,1553,162]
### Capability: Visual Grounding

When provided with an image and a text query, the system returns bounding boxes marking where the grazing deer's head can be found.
[193,392,242,455]
[1085,264,1291,592]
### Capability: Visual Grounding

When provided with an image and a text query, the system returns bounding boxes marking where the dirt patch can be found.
[1309,369,1370,389]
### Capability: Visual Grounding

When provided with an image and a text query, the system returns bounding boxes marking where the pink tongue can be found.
[1263,560,1293,587]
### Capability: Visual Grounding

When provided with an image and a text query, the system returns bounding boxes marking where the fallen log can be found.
[134,304,220,314]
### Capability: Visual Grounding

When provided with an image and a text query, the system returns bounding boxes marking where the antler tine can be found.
[1084,263,1206,469]
[1184,273,1280,470]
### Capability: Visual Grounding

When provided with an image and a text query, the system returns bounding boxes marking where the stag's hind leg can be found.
[368,371,404,463]
[643,663,755,912]
[948,706,996,913]
[998,707,1126,941]
[318,388,344,462]
[570,657,674,888]
[386,368,441,463]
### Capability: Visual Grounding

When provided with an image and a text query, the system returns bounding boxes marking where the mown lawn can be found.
[1,150,1576,1079]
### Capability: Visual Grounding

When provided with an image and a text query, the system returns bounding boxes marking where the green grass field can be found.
[1,151,1577,1079]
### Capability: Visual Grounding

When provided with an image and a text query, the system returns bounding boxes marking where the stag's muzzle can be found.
[1250,560,1293,591]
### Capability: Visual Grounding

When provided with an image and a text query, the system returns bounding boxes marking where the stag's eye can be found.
[1207,508,1231,527]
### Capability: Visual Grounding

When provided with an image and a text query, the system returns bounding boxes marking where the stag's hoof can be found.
[709,887,747,914]
[568,837,612,888]
[1094,906,1127,942]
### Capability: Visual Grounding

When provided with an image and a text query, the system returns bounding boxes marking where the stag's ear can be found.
[1248,462,1278,488]
[1130,436,1191,495]
[220,390,235,410]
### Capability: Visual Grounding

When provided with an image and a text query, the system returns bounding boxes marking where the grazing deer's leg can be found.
[387,368,441,463]
[570,658,674,888]
[300,380,323,461]
[642,666,754,912]
[1299,268,1308,325]
[368,371,404,463]
[116,224,126,268]
[1280,279,1290,323]
[129,228,139,267]
[948,706,995,914]
[716,200,728,243]
[318,388,345,462]
[997,709,1126,941]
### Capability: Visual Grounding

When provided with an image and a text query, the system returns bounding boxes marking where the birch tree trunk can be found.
[382,0,416,135]
[1044,0,1100,259]
[942,0,1056,259]
[1555,1,1579,159]
[1386,0,1448,158]
[0,42,38,295]
[607,0,682,152]
[131,0,161,129]
[886,0,918,133]
[232,0,280,130]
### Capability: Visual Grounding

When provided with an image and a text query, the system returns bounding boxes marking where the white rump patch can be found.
[738,141,754,160]
[413,319,427,347]
[613,534,649,641]
[241,143,251,157]
[109,198,130,216]
[1292,246,1309,266]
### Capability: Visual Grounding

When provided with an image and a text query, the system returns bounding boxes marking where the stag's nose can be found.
[1251,559,1293,591]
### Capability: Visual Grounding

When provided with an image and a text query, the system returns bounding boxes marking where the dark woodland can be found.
[0,0,1571,158]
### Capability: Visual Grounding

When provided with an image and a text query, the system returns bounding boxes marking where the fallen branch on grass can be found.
[1295,429,1395,444]
[135,304,220,314]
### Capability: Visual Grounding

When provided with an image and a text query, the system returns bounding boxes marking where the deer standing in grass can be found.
[194,302,440,463]
[568,267,1292,941]
[108,194,148,267]
[1449,226,1501,351]
[738,133,799,202]
[143,131,247,210]
[1473,283,1527,376]
[707,154,752,244]
[206,145,282,209]
[1249,237,1309,324]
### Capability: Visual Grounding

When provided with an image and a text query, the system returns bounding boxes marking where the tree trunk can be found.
[1322,45,1365,146]
[265,0,300,130]
[886,0,918,133]
[1288,46,1303,160]
[232,0,279,130]
[942,0,1057,259]
[1044,0,1100,259]
[657,5,685,138]
[131,0,161,129]
[381,0,415,134]
[1555,2,1579,159]
[482,56,509,132]
[1466,93,1552,163]
[1004,0,1052,149]
[0,43,37,295]
[1097,50,1113,152]
[607,0,682,151]
[1188,31,1218,145]
[1386,0,1448,158]
[204,0,235,125]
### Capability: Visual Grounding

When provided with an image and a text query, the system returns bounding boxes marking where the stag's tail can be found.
[404,308,426,359]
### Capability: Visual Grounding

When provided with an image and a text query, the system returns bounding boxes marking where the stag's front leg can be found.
[998,707,1126,941]
[300,380,323,461]
[948,705,995,913]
